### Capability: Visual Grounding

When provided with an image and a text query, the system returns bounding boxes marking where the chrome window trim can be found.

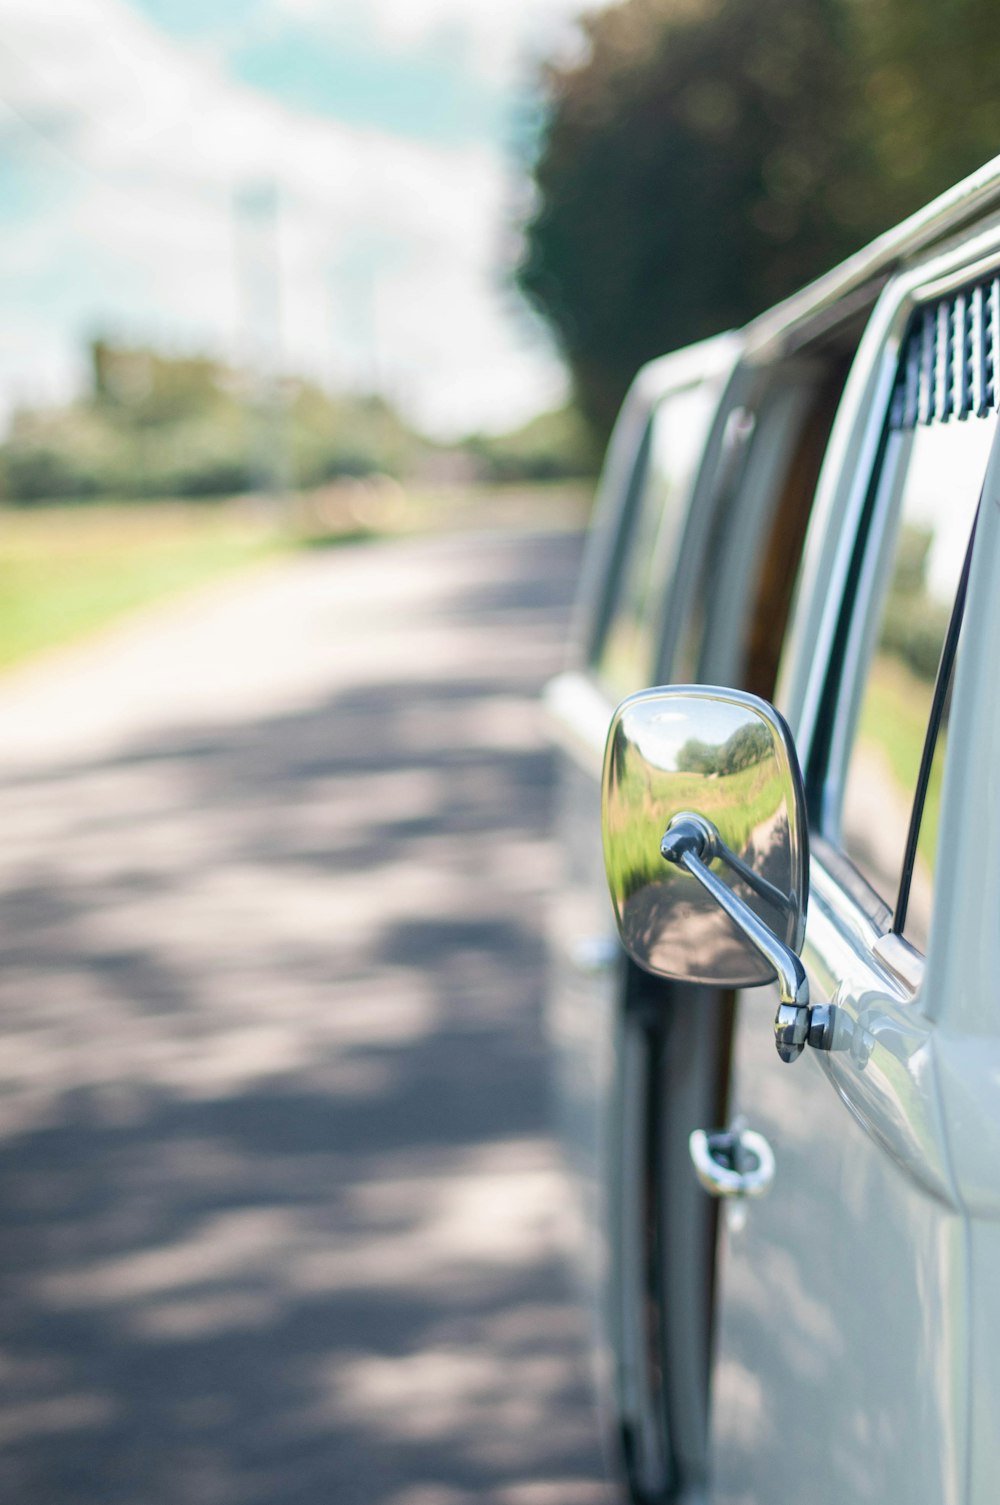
[783,226,1000,775]
[625,349,747,691]
[819,418,912,838]
[585,408,655,670]
[922,431,1000,1035]
[743,152,1000,364]
[809,832,893,936]
[572,382,655,670]
[871,930,925,996]
[785,242,1000,975]
[819,349,999,904]
[895,524,976,938]
[650,358,758,683]
[776,286,904,748]
[658,360,822,689]
[573,332,742,676]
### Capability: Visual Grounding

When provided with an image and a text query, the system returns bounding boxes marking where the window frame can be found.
[589,373,733,698]
[894,512,977,938]
[807,261,1000,950]
[589,383,694,695]
[657,360,836,693]
[584,407,655,673]
[577,335,742,685]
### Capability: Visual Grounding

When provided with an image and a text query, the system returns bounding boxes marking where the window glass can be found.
[669,405,757,686]
[900,647,958,951]
[596,382,718,697]
[839,412,996,925]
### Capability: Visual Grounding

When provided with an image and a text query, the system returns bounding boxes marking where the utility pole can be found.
[233,178,291,504]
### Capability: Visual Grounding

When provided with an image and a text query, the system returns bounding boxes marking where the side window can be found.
[594,381,719,698]
[897,635,962,950]
[833,283,999,948]
[673,362,849,695]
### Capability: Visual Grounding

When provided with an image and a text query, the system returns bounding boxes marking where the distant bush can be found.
[0,339,431,504]
[676,722,772,778]
[881,524,949,682]
[462,406,598,484]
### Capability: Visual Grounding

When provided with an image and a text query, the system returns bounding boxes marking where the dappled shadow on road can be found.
[0,531,610,1503]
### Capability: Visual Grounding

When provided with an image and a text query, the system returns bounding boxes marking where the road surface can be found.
[0,526,611,1505]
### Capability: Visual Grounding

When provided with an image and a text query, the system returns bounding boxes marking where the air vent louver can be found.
[890,275,1000,430]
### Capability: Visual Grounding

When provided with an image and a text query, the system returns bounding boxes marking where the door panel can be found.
[710,880,967,1505]
[707,261,1000,1505]
[547,346,745,1493]
[546,671,620,1298]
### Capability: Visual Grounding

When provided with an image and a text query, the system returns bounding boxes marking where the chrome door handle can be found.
[689,1126,775,1198]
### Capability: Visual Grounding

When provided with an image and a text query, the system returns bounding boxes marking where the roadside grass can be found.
[0,501,293,672]
[0,482,592,673]
[604,756,786,899]
[857,654,943,870]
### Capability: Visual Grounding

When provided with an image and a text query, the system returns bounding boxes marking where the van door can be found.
[709,262,1000,1505]
[549,336,854,1498]
[546,343,742,1463]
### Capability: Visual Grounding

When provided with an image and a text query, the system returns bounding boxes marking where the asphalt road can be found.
[0,527,611,1504]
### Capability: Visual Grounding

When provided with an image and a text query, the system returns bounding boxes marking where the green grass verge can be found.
[0,482,593,674]
[856,654,944,871]
[0,502,290,672]
[604,754,787,901]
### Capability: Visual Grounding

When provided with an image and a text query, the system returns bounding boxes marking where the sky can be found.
[0,0,597,437]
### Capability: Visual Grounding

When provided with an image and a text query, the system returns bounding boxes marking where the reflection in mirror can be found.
[602,688,808,988]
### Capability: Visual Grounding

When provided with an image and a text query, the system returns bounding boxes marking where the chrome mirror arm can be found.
[713,836,795,916]
[660,814,832,1063]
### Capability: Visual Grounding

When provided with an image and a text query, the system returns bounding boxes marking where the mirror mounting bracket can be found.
[660,814,833,1064]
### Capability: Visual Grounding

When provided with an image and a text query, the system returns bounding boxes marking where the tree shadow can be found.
[0,530,610,1503]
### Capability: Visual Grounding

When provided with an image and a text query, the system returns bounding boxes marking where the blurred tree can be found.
[676,720,770,775]
[0,340,430,503]
[462,406,599,482]
[518,0,870,437]
[518,0,1000,442]
[91,340,232,426]
[852,0,1000,213]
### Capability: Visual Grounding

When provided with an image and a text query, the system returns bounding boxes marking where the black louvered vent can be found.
[890,276,1000,430]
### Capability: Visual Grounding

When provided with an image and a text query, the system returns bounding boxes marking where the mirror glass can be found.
[602,687,808,986]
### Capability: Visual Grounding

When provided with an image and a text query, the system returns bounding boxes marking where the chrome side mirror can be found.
[601,686,831,1062]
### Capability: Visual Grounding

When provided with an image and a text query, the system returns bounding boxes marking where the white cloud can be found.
[265,0,592,84]
[0,0,569,436]
[366,0,589,79]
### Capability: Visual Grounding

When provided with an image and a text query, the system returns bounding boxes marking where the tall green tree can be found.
[517,0,1000,441]
[852,0,1000,213]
